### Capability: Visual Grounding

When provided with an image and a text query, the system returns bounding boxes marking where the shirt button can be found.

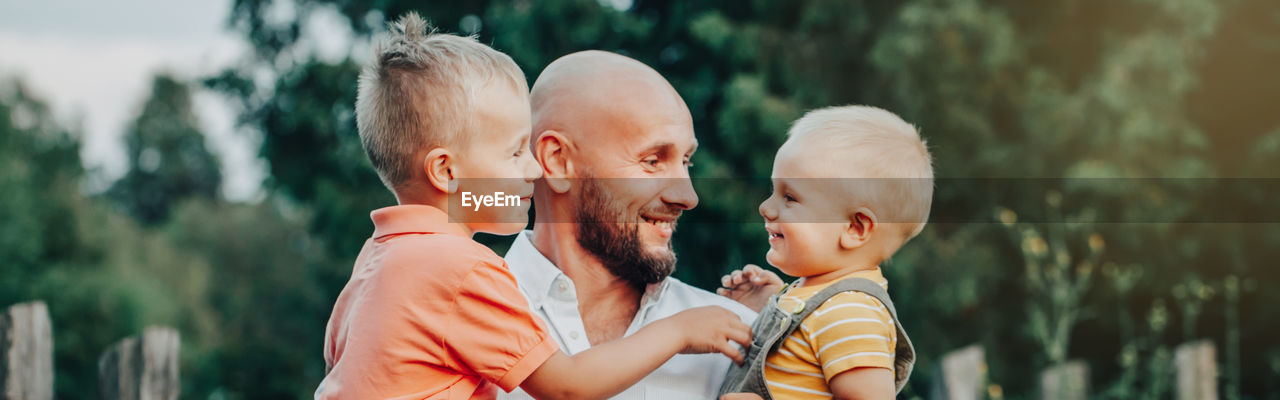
[569,331,580,340]
[557,282,568,292]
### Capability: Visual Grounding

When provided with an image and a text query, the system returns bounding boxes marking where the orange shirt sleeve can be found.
[445,259,560,392]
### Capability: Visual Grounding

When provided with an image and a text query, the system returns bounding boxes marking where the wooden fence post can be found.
[0,301,54,400]
[930,344,986,400]
[1040,360,1088,400]
[1175,340,1218,400]
[98,326,180,400]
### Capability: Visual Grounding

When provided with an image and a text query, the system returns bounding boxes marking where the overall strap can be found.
[779,277,916,393]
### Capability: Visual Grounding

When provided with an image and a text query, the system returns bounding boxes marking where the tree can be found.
[110,74,222,224]
[1,77,218,399]
[207,0,1280,397]
[0,78,83,306]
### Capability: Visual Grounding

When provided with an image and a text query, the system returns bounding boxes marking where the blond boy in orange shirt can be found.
[318,13,750,400]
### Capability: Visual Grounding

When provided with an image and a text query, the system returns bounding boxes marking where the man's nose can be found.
[661,176,699,210]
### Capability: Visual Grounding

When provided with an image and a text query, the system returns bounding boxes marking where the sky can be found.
[0,0,356,201]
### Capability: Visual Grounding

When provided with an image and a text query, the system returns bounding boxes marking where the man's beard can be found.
[574,178,679,289]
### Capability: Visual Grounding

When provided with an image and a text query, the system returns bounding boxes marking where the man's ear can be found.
[839,207,877,250]
[534,130,573,194]
[423,148,456,194]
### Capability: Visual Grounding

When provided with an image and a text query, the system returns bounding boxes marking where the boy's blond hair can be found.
[787,105,934,240]
[356,12,528,191]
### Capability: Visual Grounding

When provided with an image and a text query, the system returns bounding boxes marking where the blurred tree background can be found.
[3,0,1279,398]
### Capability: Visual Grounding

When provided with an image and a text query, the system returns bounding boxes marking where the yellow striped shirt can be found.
[763,268,897,399]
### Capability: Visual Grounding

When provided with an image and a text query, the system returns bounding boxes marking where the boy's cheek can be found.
[498,203,532,233]
[765,248,786,270]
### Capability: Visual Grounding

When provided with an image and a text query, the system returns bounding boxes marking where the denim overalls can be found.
[718,278,916,399]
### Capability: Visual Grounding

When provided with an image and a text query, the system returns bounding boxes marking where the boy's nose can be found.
[521,152,542,182]
[759,197,778,220]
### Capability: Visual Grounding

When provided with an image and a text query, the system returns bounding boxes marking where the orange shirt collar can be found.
[370,204,471,240]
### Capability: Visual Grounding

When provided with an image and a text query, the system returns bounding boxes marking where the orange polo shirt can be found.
[319,205,559,400]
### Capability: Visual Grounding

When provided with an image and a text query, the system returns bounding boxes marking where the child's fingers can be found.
[722,272,745,288]
[727,269,747,287]
[725,321,751,348]
[718,338,744,364]
[720,321,751,364]
[721,269,744,286]
[745,264,784,287]
[748,264,776,284]
[722,266,778,292]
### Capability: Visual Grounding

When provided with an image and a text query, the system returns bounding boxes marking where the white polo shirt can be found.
[498,231,757,400]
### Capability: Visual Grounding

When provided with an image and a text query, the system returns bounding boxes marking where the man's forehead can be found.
[634,137,698,155]
[619,119,697,152]
[533,53,662,107]
[530,51,699,157]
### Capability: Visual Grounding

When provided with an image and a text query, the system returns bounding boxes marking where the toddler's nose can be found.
[759,197,778,221]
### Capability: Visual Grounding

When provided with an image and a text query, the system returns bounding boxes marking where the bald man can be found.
[499,51,756,400]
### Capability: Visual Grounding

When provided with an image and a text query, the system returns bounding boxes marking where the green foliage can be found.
[0,79,84,303]
[109,74,223,224]
[1,77,336,398]
[163,198,337,398]
[201,0,1280,397]
[3,0,1279,398]
[1,78,212,398]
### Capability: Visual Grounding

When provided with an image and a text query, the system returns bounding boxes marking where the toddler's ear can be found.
[839,208,876,250]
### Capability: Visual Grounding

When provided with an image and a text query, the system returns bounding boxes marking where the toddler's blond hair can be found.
[786,105,934,240]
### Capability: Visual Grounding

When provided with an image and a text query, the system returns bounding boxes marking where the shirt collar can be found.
[506,230,671,309]
[370,204,471,240]
[639,279,669,312]
[789,266,889,296]
[505,231,562,307]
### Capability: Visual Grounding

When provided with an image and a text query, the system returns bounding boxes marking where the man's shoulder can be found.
[661,277,757,322]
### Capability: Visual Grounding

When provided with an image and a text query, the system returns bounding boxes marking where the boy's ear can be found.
[534,130,573,194]
[424,148,457,194]
[839,207,877,250]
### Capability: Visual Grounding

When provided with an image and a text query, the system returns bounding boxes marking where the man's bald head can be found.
[530,50,691,147]
[527,51,700,289]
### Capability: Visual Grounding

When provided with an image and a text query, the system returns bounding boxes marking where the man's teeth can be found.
[645,218,673,230]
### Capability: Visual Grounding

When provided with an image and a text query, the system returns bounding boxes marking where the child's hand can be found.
[720,393,765,400]
[717,264,784,313]
[661,306,752,364]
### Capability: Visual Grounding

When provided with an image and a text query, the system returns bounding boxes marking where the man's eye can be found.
[644,158,660,167]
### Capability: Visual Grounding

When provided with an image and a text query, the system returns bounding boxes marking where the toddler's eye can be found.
[513,150,523,158]
[784,194,797,203]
